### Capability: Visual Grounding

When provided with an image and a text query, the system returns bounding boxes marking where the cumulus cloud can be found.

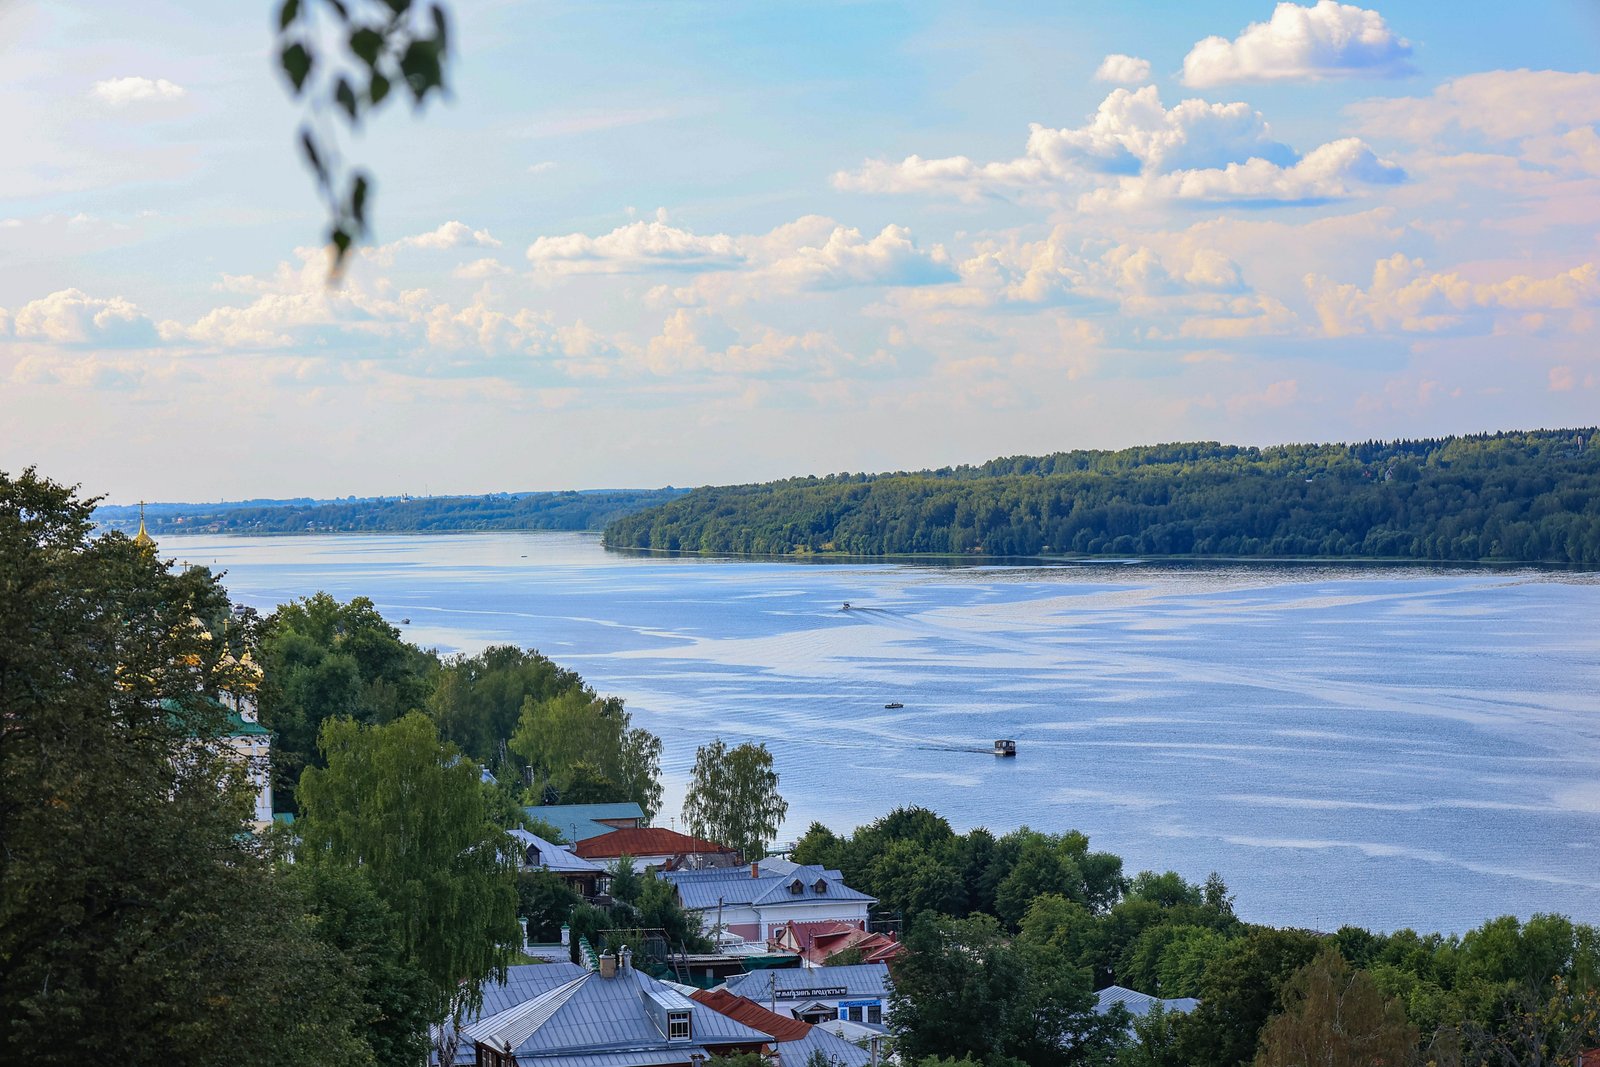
[1305,254,1600,336]
[371,221,501,264]
[10,289,158,346]
[527,210,744,274]
[1182,1,1414,87]
[1083,136,1404,209]
[90,76,186,106]
[1349,70,1600,144]
[1095,54,1152,84]
[760,222,954,291]
[835,86,1300,201]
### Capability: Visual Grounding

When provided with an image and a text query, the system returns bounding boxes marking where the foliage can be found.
[1114,1005,1187,1067]
[1253,947,1417,1067]
[682,738,789,860]
[275,0,451,271]
[1176,927,1327,1067]
[890,914,1123,1067]
[0,468,373,1065]
[511,688,663,818]
[257,591,435,811]
[429,644,588,767]
[517,871,582,943]
[296,712,523,1026]
[604,429,1600,564]
[96,487,686,537]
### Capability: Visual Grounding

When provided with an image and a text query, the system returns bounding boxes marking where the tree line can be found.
[604,429,1600,564]
[95,486,684,536]
[1,468,774,1065]
[792,807,1600,1067]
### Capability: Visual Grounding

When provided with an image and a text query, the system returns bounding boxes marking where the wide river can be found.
[164,531,1600,935]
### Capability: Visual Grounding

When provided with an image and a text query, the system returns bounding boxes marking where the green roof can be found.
[159,696,270,737]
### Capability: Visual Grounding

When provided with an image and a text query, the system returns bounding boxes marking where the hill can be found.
[96,488,686,536]
[602,430,1600,564]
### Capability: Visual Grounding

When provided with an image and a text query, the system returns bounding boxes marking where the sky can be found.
[4,0,1600,502]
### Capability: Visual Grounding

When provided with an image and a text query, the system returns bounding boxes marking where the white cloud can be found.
[454,257,513,280]
[527,210,744,274]
[527,161,558,175]
[9,288,158,346]
[1306,254,1600,336]
[1083,136,1404,209]
[835,86,1298,201]
[759,222,954,291]
[1182,2,1414,87]
[371,220,501,264]
[90,76,186,106]
[1349,70,1600,145]
[1095,54,1152,84]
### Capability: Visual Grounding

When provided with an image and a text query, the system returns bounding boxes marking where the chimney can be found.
[621,947,633,971]
[599,953,617,978]
[750,861,760,879]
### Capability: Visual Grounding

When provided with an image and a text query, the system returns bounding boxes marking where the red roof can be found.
[772,918,904,964]
[573,826,735,860]
[691,989,811,1042]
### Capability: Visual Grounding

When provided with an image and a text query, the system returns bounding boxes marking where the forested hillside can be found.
[604,430,1600,564]
[96,487,684,536]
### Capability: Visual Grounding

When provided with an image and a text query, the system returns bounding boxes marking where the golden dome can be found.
[133,501,154,549]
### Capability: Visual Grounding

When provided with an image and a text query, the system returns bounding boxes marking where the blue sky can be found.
[3,0,1599,500]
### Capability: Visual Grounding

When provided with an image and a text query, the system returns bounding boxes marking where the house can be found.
[1093,985,1199,1027]
[690,989,872,1067]
[163,687,273,831]
[435,955,769,1067]
[770,919,904,967]
[721,962,893,1032]
[575,827,740,873]
[509,829,609,896]
[524,802,646,845]
[660,859,875,944]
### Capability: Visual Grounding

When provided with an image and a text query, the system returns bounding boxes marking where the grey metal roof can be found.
[1094,985,1199,1019]
[515,1048,717,1067]
[511,829,607,874]
[779,1025,873,1067]
[723,963,892,1001]
[525,803,646,844]
[663,864,874,911]
[463,965,771,1059]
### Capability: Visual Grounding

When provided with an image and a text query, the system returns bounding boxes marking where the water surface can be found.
[164,532,1600,933]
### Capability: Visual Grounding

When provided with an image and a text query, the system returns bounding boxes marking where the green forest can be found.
[603,429,1600,564]
[94,487,684,536]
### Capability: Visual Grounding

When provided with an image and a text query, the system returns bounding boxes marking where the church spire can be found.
[133,501,154,549]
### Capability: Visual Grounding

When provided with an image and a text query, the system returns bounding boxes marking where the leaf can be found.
[349,27,384,67]
[368,71,391,107]
[335,77,358,121]
[299,128,327,182]
[399,39,441,100]
[431,4,449,53]
[280,41,314,94]
[349,173,370,228]
[277,0,300,32]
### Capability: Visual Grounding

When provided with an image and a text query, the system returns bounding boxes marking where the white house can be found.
[721,962,893,1032]
[659,858,875,944]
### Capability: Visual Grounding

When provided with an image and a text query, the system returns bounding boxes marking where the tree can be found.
[0,468,372,1065]
[511,688,663,818]
[296,711,522,1028]
[1253,948,1416,1067]
[1178,927,1326,1067]
[682,738,789,860]
[275,0,452,272]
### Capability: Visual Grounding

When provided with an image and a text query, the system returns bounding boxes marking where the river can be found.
[162,531,1600,934]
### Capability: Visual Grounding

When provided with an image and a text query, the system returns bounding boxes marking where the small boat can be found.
[401,618,411,625]
[841,602,851,611]
[993,739,1017,757]
[884,702,904,709]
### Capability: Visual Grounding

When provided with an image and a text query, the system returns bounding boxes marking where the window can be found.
[847,1006,863,1023]
[789,879,803,895]
[813,878,828,893]
[668,1010,691,1040]
[867,1004,882,1025]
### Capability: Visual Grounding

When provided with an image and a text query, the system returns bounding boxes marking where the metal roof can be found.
[1094,985,1199,1019]
[511,829,607,874]
[463,965,771,1059]
[662,864,874,911]
[514,1048,717,1067]
[780,1025,873,1067]
[524,803,646,845]
[723,963,892,1002]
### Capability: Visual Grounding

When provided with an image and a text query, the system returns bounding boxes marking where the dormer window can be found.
[813,878,828,893]
[668,1010,691,1040]
[789,879,804,895]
